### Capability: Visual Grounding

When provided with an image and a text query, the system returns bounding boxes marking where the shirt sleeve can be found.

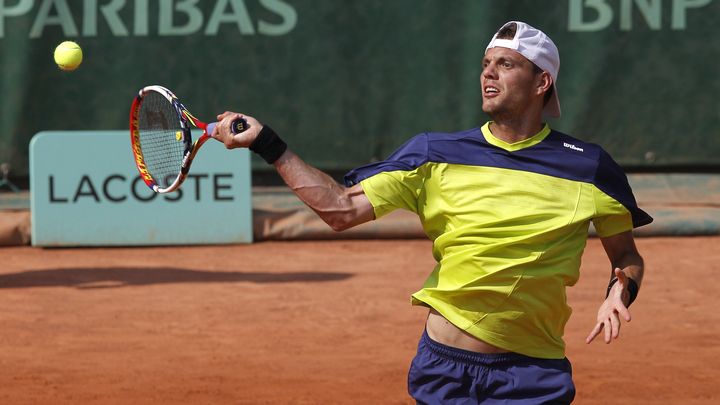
[592,186,634,237]
[592,148,653,233]
[344,133,430,218]
[360,167,426,218]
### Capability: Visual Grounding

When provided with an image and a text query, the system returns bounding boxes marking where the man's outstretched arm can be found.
[211,111,375,231]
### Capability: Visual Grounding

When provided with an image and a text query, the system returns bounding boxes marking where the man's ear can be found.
[537,71,553,96]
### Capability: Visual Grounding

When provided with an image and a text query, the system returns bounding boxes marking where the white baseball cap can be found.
[485,21,561,118]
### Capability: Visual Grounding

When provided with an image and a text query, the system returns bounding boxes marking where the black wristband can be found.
[605,276,639,307]
[249,125,287,164]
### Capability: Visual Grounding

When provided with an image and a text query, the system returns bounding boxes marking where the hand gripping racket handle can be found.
[206,118,248,136]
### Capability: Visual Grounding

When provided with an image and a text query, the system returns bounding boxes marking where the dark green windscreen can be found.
[1,0,718,177]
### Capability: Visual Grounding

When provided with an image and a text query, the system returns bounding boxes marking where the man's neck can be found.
[488,119,544,144]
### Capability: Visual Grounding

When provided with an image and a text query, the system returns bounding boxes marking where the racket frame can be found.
[130,85,213,194]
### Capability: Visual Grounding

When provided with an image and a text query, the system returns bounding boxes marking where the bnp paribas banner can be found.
[1,0,718,177]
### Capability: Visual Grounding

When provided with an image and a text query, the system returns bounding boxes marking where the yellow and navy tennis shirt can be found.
[344,122,652,359]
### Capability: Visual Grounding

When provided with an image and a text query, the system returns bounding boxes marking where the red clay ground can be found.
[1,237,718,404]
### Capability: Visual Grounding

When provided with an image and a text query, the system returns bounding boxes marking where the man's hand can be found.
[586,268,632,344]
[211,111,262,149]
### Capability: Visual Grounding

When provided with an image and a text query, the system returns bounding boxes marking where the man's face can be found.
[481,47,541,118]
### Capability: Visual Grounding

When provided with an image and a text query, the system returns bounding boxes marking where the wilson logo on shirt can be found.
[563,142,584,152]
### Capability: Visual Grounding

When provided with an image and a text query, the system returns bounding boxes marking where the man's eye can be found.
[502,62,512,68]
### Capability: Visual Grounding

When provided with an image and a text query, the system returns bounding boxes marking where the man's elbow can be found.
[325,209,371,232]
[320,190,374,232]
[326,216,355,232]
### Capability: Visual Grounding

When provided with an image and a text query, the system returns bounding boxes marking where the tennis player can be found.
[212,20,651,404]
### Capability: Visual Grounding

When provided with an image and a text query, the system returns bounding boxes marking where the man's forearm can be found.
[601,232,645,286]
[272,149,373,231]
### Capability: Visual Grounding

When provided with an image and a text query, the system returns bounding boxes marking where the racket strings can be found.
[137,92,187,188]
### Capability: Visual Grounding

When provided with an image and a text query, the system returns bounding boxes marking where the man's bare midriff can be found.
[425,309,511,354]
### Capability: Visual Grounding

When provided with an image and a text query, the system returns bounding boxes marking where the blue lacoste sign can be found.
[30,131,253,246]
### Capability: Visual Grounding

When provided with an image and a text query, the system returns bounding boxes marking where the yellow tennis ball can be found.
[54,41,83,71]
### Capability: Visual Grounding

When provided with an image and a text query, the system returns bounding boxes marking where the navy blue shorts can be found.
[408,330,575,404]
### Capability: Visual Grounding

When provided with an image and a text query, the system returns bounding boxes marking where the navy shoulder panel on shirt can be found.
[344,128,495,186]
[344,127,604,185]
[344,132,432,186]
[425,129,604,183]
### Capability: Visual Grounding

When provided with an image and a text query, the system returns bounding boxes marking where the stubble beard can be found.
[482,98,513,122]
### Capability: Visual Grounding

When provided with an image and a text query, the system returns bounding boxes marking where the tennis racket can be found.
[129,85,248,193]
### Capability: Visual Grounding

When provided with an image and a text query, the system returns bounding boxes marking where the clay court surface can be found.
[1,236,718,404]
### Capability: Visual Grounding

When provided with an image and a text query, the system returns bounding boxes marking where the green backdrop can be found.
[1,0,718,179]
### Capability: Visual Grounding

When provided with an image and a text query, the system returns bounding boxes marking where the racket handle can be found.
[206,118,249,135]
[230,118,249,134]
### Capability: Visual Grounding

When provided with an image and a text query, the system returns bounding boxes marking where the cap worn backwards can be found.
[485,21,561,118]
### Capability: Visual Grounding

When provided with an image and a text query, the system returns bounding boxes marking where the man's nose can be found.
[482,63,497,79]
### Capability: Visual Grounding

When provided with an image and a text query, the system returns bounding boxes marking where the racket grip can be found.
[230,118,249,134]
[206,118,249,135]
